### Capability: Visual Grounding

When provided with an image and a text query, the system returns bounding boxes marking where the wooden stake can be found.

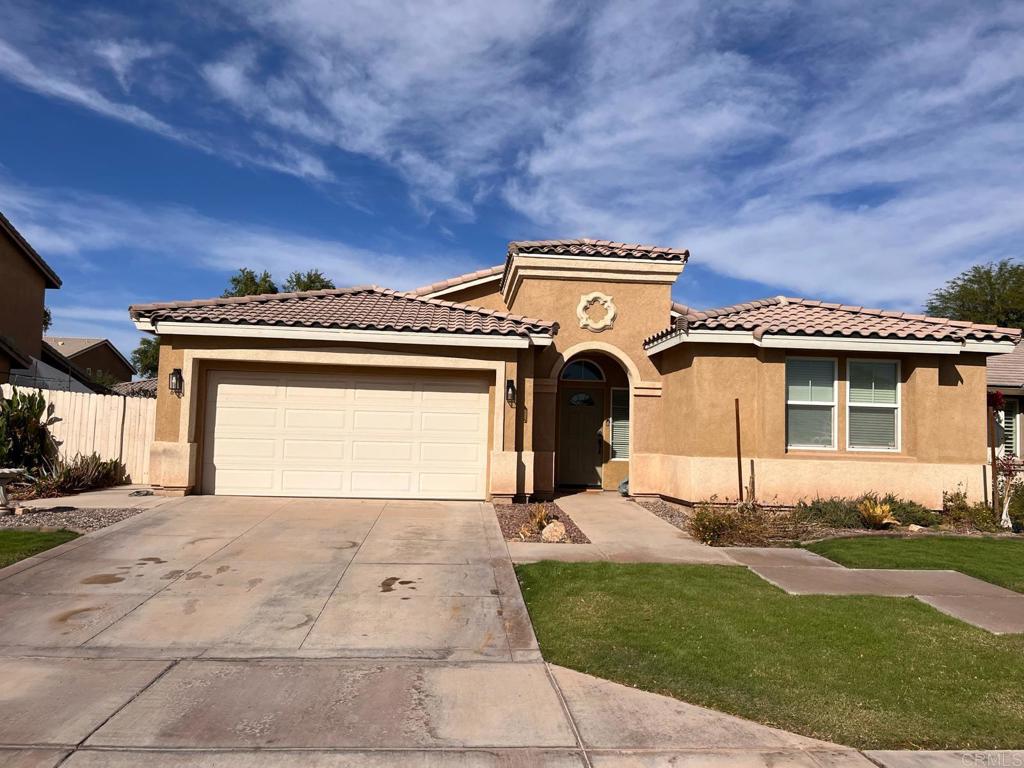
[735,398,744,502]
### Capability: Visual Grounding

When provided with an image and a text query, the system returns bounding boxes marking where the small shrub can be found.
[519,503,553,539]
[688,499,769,546]
[882,493,941,527]
[791,497,862,529]
[942,488,999,532]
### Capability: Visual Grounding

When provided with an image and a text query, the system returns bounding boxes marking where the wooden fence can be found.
[1,384,156,483]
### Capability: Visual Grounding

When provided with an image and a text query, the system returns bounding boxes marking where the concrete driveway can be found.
[0,496,869,767]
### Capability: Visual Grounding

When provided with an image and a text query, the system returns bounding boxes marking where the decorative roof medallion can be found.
[577,292,616,332]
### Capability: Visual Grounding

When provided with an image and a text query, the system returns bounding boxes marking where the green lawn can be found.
[805,536,1024,593]
[517,561,1024,750]
[0,529,79,568]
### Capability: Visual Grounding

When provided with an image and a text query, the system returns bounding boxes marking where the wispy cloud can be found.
[0,177,451,293]
[2,1,1023,308]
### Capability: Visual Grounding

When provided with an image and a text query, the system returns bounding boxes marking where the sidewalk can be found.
[509,492,1024,634]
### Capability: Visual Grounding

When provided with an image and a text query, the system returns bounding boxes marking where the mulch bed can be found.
[0,506,142,533]
[495,502,590,543]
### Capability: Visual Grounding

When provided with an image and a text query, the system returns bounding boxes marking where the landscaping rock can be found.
[907,524,926,532]
[0,506,141,533]
[541,520,567,543]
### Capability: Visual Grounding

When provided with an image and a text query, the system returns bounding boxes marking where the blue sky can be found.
[2,1,1022,361]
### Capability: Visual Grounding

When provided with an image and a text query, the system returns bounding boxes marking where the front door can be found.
[557,387,605,487]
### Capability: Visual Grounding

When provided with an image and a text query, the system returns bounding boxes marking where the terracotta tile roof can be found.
[645,296,1021,348]
[509,238,689,262]
[410,265,504,297]
[111,378,158,398]
[988,342,1024,388]
[129,286,556,338]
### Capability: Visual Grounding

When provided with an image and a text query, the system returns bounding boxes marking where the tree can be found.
[925,259,1024,328]
[223,268,277,298]
[42,307,52,332]
[131,337,160,379]
[282,269,336,293]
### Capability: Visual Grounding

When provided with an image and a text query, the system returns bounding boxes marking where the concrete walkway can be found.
[510,492,1024,634]
[0,495,876,767]
[509,491,733,565]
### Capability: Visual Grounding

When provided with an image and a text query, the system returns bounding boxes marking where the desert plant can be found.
[942,488,999,532]
[857,495,899,529]
[881,493,941,527]
[1005,483,1024,533]
[0,388,61,472]
[791,497,862,529]
[26,453,128,499]
[519,504,553,539]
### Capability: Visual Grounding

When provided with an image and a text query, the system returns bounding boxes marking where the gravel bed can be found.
[635,498,692,532]
[495,502,591,543]
[0,506,143,533]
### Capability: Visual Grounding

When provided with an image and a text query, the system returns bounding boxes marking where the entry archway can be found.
[556,351,631,490]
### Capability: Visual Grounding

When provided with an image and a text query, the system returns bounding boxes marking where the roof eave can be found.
[0,212,61,289]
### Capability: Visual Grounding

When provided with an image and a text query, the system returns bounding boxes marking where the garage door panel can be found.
[353,410,417,431]
[216,407,279,428]
[351,471,412,493]
[204,370,489,499]
[214,438,278,460]
[281,470,345,493]
[282,439,346,461]
[284,408,346,429]
[352,441,414,461]
[421,412,482,432]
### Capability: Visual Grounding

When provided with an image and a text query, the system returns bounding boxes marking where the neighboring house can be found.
[987,342,1024,456]
[0,211,61,384]
[10,339,104,394]
[130,238,1019,506]
[111,378,158,398]
[45,336,136,384]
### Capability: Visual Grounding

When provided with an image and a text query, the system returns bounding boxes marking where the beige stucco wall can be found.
[430,281,508,313]
[633,343,990,506]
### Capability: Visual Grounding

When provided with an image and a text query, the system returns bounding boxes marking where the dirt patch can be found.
[495,502,590,543]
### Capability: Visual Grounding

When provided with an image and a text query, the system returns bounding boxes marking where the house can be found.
[987,342,1024,456]
[44,337,136,384]
[111,378,158,398]
[129,238,1019,507]
[0,211,61,384]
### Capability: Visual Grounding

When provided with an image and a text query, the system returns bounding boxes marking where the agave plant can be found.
[858,494,899,529]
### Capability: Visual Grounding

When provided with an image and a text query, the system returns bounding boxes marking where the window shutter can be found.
[849,407,897,448]
[610,389,630,459]
[786,359,834,403]
[849,361,897,404]
[1003,400,1018,455]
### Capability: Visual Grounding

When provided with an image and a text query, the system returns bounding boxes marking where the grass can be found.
[517,561,1024,750]
[805,536,1024,593]
[0,529,79,568]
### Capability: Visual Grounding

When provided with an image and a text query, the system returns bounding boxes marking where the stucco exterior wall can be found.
[429,281,507,313]
[634,343,990,506]
[0,231,46,362]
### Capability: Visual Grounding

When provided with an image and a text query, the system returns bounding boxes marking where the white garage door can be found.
[203,369,490,499]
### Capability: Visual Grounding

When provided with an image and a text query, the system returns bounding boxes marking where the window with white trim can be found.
[785,358,836,449]
[610,388,629,460]
[1001,400,1019,456]
[847,360,900,450]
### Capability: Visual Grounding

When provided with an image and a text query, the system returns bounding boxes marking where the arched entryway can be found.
[556,351,631,490]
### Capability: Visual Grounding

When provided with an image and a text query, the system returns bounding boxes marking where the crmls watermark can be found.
[960,754,1024,767]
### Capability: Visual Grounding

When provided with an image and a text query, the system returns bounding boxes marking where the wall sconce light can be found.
[168,368,184,396]
[505,379,517,406]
